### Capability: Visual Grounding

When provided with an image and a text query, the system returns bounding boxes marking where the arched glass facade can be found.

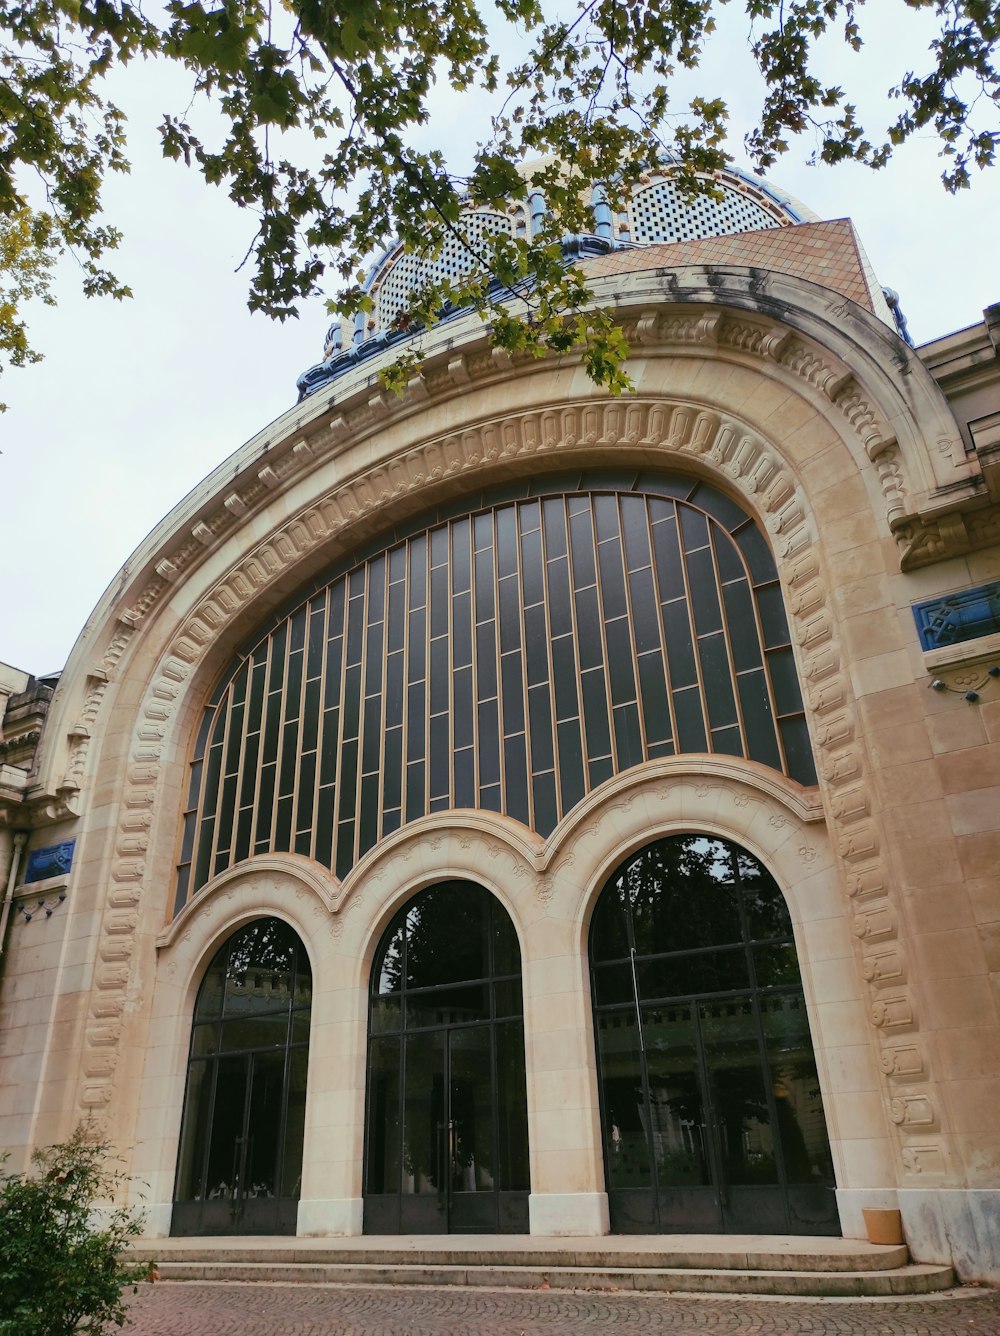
[176,472,815,912]
[172,918,311,1236]
[590,835,836,1235]
[364,882,529,1234]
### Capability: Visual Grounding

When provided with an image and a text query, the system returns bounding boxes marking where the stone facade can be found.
[1,202,998,1281]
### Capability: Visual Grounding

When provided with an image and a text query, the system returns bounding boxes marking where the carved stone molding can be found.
[894,501,1000,571]
[100,307,928,665]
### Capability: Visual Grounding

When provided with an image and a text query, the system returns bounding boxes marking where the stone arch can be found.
[62,285,954,1189]
[39,269,968,810]
[581,814,842,1233]
[130,857,333,1233]
[325,812,543,993]
[361,874,532,1233]
[514,759,877,1198]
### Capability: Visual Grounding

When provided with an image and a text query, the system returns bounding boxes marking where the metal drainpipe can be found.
[0,830,27,964]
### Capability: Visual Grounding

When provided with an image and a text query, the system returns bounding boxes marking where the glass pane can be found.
[637,650,671,747]
[190,1022,218,1058]
[589,886,630,962]
[203,1054,248,1201]
[754,943,802,988]
[220,1013,290,1052]
[595,1009,651,1189]
[503,733,530,826]
[737,669,782,770]
[685,547,723,635]
[735,524,778,584]
[739,855,793,941]
[494,977,523,1018]
[243,1051,285,1200]
[624,838,741,958]
[407,983,490,1028]
[367,1036,402,1194]
[699,998,778,1186]
[556,717,586,814]
[651,510,685,602]
[592,963,634,1007]
[760,994,834,1186]
[779,715,818,787]
[195,956,227,1022]
[450,1028,496,1192]
[644,1007,712,1188]
[638,948,749,1000]
[281,1046,309,1199]
[721,578,763,673]
[495,1020,530,1189]
[371,995,403,1034]
[492,904,521,977]
[175,1060,215,1199]
[404,884,487,988]
[401,1030,446,1195]
[757,582,791,649]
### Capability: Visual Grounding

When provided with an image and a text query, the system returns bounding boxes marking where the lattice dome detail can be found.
[374,210,513,330]
[629,178,783,245]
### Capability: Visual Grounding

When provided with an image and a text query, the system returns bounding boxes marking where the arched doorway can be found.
[364,881,530,1233]
[590,835,837,1235]
[172,918,311,1235]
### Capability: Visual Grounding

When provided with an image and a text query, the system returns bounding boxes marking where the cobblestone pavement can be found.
[121,1281,1000,1336]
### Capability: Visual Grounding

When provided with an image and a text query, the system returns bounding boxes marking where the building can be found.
[1,164,999,1282]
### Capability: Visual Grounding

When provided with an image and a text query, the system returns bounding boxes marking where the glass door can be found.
[364,882,530,1234]
[447,1026,497,1231]
[591,835,837,1235]
[172,919,311,1236]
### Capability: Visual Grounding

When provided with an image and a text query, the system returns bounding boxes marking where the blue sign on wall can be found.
[23,840,76,884]
[913,582,1000,652]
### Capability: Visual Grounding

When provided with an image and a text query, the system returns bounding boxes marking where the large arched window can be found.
[172,918,311,1236]
[176,471,815,910]
[590,835,836,1236]
[364,881,529,1234]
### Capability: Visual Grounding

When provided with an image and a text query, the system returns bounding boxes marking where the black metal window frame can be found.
[175,470,816,913]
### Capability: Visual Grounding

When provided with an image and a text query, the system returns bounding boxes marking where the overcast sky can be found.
[3,7,998,678]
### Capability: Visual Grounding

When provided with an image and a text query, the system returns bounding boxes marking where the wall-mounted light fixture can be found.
[18,891,67,923]
[928,665,999,703]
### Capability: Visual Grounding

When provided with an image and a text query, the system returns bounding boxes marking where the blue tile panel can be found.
[24,839,76,883]
[913,582,1000,651]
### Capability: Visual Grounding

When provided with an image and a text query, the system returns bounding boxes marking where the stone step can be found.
[140,1241,910,1273]
[148,1257,955,1297]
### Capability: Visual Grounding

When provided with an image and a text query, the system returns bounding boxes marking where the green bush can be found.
[0,1127,147,1335]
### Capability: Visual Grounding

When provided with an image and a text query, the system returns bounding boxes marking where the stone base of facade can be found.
[298,1197,365,1236]
[528,1192,610,1236]
[898,1189,1000,1285]
[140,1203,175,1238]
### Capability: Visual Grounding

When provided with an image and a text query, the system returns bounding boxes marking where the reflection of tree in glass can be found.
[376,881,519,994]
[196,919,310,1022]
[227,920,296,980]
[737,854,793,942]
[592,836,794,963]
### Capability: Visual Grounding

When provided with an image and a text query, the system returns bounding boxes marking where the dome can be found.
[296,164,820,399]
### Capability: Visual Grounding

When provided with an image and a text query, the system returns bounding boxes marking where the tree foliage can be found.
[0,1126,147,1336]
[1,0,998,402]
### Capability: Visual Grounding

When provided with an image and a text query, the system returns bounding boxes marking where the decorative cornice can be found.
[72,297,943,673]
[894,500,1000,572]
[0,782,79,830]
[41,266,980,810]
